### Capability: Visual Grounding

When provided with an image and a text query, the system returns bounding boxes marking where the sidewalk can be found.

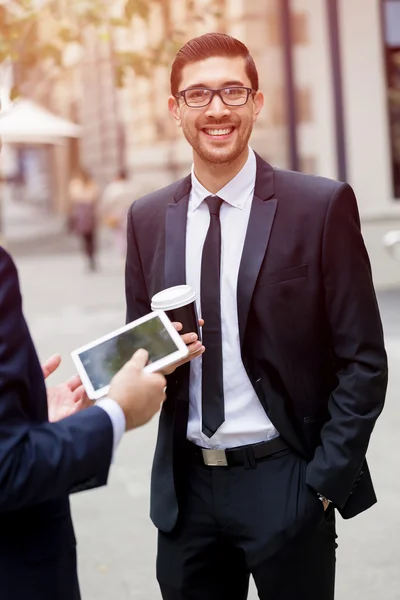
[2,193,113,256]
[3,189,63,235]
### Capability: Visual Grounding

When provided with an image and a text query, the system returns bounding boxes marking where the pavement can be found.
[4,198,400,600]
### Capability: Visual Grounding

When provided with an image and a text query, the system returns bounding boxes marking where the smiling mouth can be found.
[202,127,235,137]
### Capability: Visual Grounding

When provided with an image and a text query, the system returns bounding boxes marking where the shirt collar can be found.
[190,147,256,211]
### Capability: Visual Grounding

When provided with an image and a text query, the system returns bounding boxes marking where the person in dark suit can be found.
[125,33,388,600]
[0,244,167,600]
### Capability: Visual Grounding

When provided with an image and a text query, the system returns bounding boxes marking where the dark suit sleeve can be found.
[0,248,113,513]
[125,205,151,323]
[305,183,388,509]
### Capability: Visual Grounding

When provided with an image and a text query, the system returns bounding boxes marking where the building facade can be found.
[113,0,400,288]
[19,0,399,287]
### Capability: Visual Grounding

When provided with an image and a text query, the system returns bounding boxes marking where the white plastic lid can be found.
[151,285,196,311]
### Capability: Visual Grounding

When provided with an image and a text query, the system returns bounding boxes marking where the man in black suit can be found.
[125,33,388,599]
[0,243,167,600]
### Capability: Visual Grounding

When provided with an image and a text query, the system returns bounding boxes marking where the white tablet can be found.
[71,310,188,400]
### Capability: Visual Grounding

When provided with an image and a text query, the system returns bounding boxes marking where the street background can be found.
[6,200,400,600]
[2,2,400,598]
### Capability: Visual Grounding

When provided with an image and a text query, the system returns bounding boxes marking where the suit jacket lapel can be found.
[164,176,192,414]
[164,175,191,289]
[237,154,277,347]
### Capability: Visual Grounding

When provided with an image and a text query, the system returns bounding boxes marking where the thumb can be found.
[130,348,149,369]
[41,353,62,380]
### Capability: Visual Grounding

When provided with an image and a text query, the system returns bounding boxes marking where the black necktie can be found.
[201,195,225,438]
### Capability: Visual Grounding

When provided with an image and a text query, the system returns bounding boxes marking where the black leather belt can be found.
[186,437,288,467]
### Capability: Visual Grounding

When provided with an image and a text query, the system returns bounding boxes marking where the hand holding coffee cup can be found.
[151,285,201,339]
[151,285,205,375]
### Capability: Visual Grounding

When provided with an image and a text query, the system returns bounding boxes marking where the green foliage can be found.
[124,0,150,22]
[0,0,220,92]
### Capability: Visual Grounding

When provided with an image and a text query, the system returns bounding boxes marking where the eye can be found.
[186,89,209,100]
[224,87,245,98]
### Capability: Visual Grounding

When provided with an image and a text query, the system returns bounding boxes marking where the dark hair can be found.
[170,33,259,96]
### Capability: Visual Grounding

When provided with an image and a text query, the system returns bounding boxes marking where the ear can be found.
[168,96,182,127]
[252,90,264,123]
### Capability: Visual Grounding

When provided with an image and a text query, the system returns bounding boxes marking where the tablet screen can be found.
[77,314,179,392]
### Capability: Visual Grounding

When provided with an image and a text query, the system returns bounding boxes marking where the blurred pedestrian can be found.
[125,32,388,600]
[101,169,132,256]
[69,168,99,271]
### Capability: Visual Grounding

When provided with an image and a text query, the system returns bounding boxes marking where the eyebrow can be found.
[184,80,246,90]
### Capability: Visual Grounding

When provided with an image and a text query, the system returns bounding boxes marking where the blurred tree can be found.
[0,0,221,97]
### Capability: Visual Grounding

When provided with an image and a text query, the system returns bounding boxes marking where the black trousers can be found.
[157,448,337,600]
[82,231,96,269]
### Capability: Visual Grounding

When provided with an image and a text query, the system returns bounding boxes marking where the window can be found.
[382,0,400,199]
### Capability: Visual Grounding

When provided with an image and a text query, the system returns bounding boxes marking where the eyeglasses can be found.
[176,87,255,108]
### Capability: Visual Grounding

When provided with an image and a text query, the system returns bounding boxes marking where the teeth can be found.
[205,128,233,136]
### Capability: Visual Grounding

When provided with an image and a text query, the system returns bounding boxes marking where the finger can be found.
[80,395,94,409]
[41,354,62,379]
[198,319,204,326]
[149,373,167,394]
[187,345,205,359]
[154,373,167,388]
[181,332,199,345]
[80,390,94,407]
[66,374,83,392]
[186,340,203,354]
[151,375,167,404]
[176,345,205,367]
[71,384,85,403]
[73,391,93,410]
[160,344,203,375]
[71,398,85,413]
[130,348,149,369]
[172,322,183,332]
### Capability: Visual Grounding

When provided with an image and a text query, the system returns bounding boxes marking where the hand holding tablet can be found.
[107,348,167,430]
[71,311,189,401]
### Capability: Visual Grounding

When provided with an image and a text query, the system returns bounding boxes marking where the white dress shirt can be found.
[186,147,279,449]
[96,398,126,455]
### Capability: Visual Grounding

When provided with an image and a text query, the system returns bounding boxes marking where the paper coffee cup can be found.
[151,285,201,340]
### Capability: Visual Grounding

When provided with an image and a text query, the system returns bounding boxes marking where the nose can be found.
[204,94,231,119]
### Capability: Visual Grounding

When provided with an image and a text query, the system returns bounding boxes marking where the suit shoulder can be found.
[273,168,346,201]
[0,246,22,311]
[129,179,186,216]
[0,246,18,278]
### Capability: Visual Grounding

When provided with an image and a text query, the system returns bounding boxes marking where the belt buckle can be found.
[201,448,228,467]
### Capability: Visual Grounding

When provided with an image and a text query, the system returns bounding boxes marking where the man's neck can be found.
[193,147,249,194]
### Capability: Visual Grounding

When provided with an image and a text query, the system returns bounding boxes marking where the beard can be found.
[181,117,253,166]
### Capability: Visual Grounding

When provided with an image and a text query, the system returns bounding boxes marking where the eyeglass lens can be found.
[184,87,249,106]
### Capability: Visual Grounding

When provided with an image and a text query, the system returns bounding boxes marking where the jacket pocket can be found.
[303,415,324,425]
[258,264,308,287]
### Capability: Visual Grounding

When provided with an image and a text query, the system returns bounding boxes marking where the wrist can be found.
[317,493,332,503]
[317,493,332,511]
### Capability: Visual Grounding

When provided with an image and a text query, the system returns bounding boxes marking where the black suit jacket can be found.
[0,247,114,600]
[125,153,388,533]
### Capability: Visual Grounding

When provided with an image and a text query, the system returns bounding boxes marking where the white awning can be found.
[0,99,81,144]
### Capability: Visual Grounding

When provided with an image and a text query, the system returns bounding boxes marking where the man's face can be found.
[168,56,264,166]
